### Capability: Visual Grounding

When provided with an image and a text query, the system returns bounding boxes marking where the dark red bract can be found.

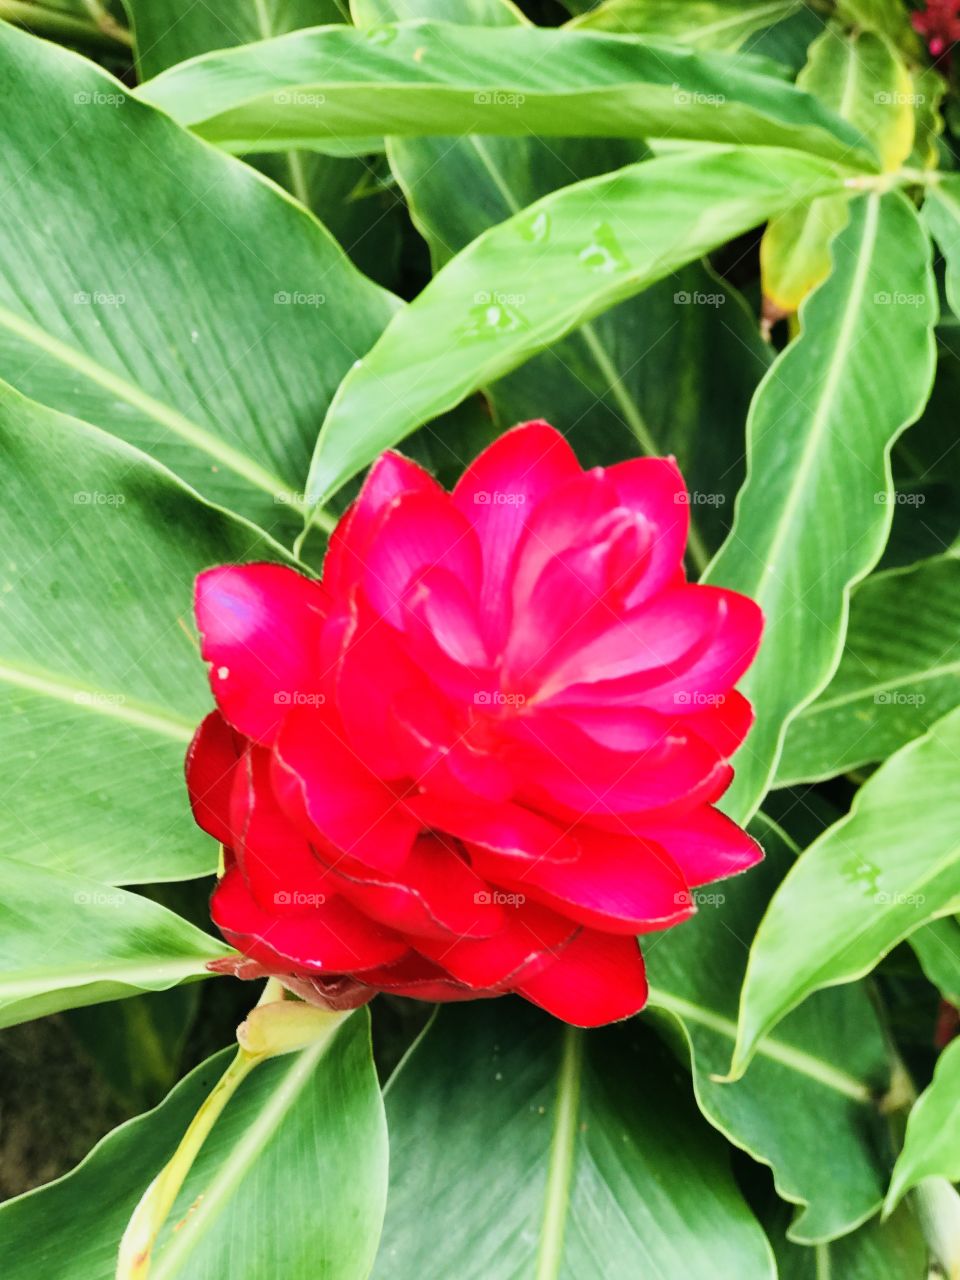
[187,422,763,1026]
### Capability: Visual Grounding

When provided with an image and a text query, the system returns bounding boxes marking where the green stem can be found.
[0,0,131,48]
[116,980,348,1280]
[116,1047,260,1280]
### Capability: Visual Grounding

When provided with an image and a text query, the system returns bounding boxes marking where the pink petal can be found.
[402,566,490,669]
[195,563,327,744]
[639,806,764,886]
[607,456,689,604]
[323,451,441,596]
[391,690,513,803]
[363,489,482,627]
[517,930,649,1026]
[452,421,581,652]
[185,710,242,846]
[210,864,408,972]
[470,827,693,933]
[272,706,418,872]
[408,792,579,863]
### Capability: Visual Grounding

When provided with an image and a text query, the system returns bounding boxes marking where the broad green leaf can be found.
[761,26,914,314]
[0,380,293,883]
[0,21,397,536]
[835,0,922,53]
[0,858,229,1029]
[374,1002,776,1278]
[359,0,771,566]
[0,1011,387,1280]
[121,0,344,79]
[119,0,398,283]
[907,65,946,169]
[731,704,960,1077]
[568,0,804,51]
[138,21,875,165]
[706,191,937,824]
[769,1201,927,1279]
[911,916,960,1004]
[886,1037,960,1213]
[777,554,960,785]
[306,145,851,504]
[924,177,960,321]
[645,815,891,1242]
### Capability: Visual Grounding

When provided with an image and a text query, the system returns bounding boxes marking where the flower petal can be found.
[470,827,693,934]
[210,864,408,972]
[185,710,242,846]
[516,930,649,1026]
[452,421,581,652]
[272,706,418,872]
[414,899,578,989]
[195,563,327,743]
[329,833,505,941]
[323,451,441,596]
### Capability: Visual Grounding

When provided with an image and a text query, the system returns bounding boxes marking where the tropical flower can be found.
[187,422,763,1026]
[912,0,960,57]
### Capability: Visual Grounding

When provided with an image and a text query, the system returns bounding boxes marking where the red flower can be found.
[912,0,960,57]
[187,422,763,1027]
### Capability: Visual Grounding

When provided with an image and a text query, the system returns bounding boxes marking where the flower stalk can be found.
[115,980,349,1280]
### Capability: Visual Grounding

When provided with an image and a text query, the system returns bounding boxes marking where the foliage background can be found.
[0,0,959,1275]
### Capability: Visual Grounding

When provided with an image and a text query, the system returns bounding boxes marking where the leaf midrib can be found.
[801,655,960,716]
[647,987,873,1102]
[0,656,196,742]
[0,304,289,499]
[535,1025,584,1280]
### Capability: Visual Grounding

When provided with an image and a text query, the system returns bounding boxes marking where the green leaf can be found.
[120,0,344,79]
[568,0,804,51]
[924,177,960,321]
[306,145,850,504]
[777,553,960,785]
[886,1037,960,1213]
[0,21,397,536]
[705,191,937,824]
[0,858,229,1029]
[645,815,891,1242]
[769,1201,928,1279]
[0,1011,387,1280]
[0,380,292,883]
[731,704,960,1077]
[374,1002,775,1278]
[361,0,771,566]
[138,20,875,165]
[760,25,914,314]
[910,915,960,1004]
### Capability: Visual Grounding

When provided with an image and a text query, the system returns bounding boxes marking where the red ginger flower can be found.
[187,422,763,1027]
[912,0,960,57]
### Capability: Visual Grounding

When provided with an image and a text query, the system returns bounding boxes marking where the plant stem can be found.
[115,980,348,1280]
[0,0,131,49]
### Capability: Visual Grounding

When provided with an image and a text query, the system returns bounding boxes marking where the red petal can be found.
[357,954,500,1003]
[185,710,243,846]
[639,806,764,886]
[230,747,333,913]
[408,793,579,863]
[195,563,327,743]
[470,827,693,933]
[363,489,482,627]
[329,833,505,941]
[210,864,408,972]
[608,456,689,605]
[323,451,441,597]
[452,421,581,653]
[414,899,578,989]
[517,931,649,1026]
[272,706,418,872]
